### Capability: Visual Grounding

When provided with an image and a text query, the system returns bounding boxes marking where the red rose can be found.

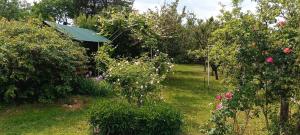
[225,92,233,100]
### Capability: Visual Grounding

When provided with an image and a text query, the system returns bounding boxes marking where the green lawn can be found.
[0,64,265,135]
[0,96,92,135]
[161,64,224,134]
[162,64,266,135]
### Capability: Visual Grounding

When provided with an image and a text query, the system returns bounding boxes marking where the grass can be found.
[0,64,266,135]
[162,64,266,135]
[161,64,224,134]
[0,97,92,135]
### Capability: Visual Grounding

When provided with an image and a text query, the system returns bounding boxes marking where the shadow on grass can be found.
[164,76,223,94]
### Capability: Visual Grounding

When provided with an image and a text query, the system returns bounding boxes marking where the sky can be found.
[25,0,257,20]
[133,0,257,19]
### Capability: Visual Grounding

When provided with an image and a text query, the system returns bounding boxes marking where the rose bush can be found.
[205,0,300,134]
[105,54,172,106]
[95,45,173,106]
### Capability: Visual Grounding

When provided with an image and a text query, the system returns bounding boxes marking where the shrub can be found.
[89,100,183,135]
[95,44,115,74]
[72,77,113,97]
[106,58,163,106]
[95,47,173,106]
[151,52,173,77]
[0,19,88,103]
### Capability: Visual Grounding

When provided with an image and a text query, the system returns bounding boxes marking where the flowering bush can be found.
[151,52,174,76]
[106,56,169,106]
[206,0,300,134]
[94,43,173,107]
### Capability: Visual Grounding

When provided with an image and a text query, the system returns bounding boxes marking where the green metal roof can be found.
[44,21,110,43]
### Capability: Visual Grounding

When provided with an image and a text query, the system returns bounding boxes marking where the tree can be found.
[95,7,158,58]
[206,0,300,134]
[31,0,74,24]
[194,17,220,79]
[73,0,134,16]
[145,0,187,62]
[75,13,98,31]
[0,0,30,20]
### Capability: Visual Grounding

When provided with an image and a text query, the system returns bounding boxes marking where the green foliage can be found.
[145,2,219,63]
[0,0,31,20]
[74,14,98,31]
[97,7,155,58]
[206,0,300,134]
[72,77,113,97]
[89,100,183,135]
[0,19,88,103]
[95,44,115,74]
[145,0,186,61]
[94,43,172,107]
[73,0,134,16]
[105,57,164,106]
[31,0,74,24]
[151,52,173,76]
[187,17,219,63]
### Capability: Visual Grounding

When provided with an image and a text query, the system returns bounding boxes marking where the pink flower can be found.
[266,57,274,63]
[216,95,222,100]
[225,92,233,100]
[283,48,292,54]
[216,103,223,110]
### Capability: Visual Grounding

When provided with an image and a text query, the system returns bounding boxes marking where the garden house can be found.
[43,21,110,75]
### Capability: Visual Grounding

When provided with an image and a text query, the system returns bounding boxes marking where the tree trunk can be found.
[280,95,289,135]
[214,69,219,80]
[210,64,219,80]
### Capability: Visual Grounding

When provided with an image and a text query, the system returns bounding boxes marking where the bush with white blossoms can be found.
[106,55,172,107]
[151,52,174,77]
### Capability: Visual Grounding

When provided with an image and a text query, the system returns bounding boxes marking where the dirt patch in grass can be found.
[62,96,90,111]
